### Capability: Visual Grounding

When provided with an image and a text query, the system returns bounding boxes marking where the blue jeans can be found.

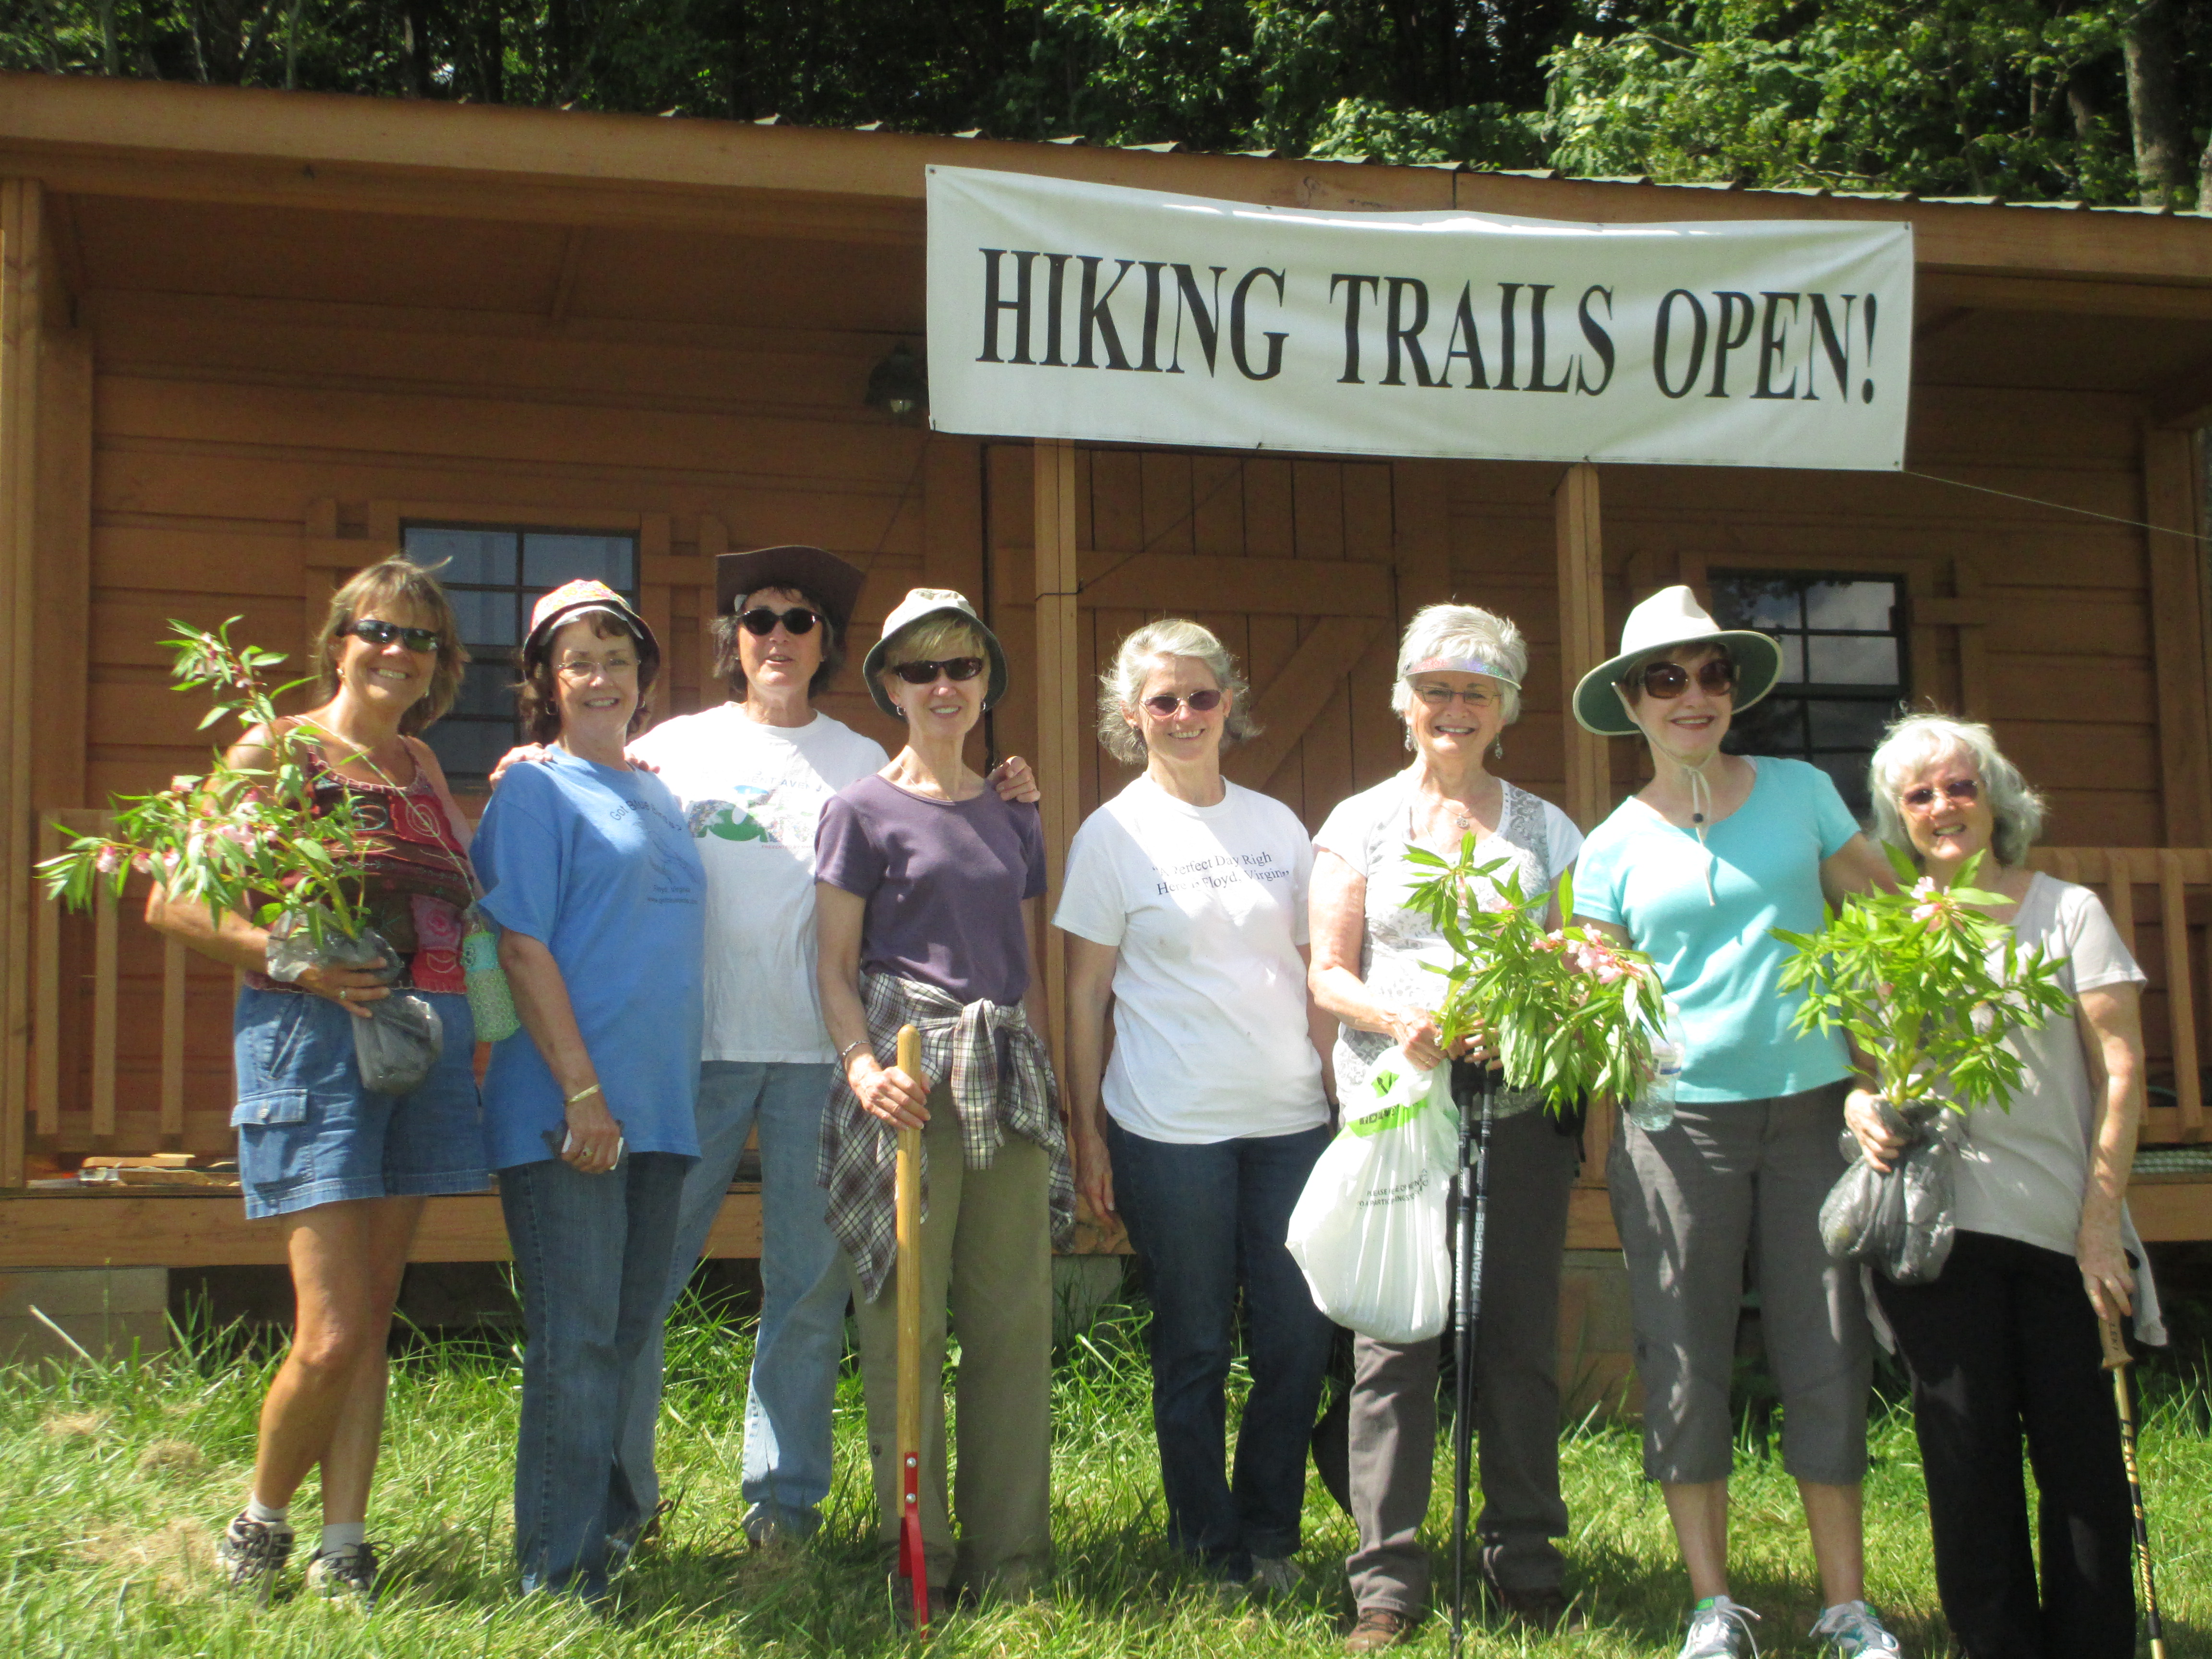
[618,1060,845,1537]
[1107,1118,1335,1575]
[501,1151,689,1599]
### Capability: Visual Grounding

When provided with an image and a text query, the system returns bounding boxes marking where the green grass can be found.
[4,1293,2212,1657]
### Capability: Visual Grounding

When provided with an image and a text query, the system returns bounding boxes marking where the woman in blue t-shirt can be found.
[1569,588,1896,1659]
[472,580,706,1601]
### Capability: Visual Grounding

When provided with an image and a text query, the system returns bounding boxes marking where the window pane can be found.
[406,527,515,588]
[1806,634,1899,685]
[447,588,519,647]
[1807,698,1892,752]
[421,718,516,784]
[1725,694,1806,758]
[1774,635,1805,684]
[1803,580,1895,633]
[1709,577,1801,632]
[524,533,635,591]
[1812,752,1874,817]
[450,660,518,721]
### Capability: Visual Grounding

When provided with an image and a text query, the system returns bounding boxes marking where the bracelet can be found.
[565,1083,603,1107]
[837,1038,867,1064]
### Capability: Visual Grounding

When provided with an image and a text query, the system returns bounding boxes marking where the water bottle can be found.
[1629,1002,1686,1132]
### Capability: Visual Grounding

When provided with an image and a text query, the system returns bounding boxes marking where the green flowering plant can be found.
[1404,838,1668,1113]
[37,620,371,947]
[1772,843,2071,1112]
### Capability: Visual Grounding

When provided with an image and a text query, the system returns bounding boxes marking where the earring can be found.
[1403,727,1415,753]
[1493,736,1505,760]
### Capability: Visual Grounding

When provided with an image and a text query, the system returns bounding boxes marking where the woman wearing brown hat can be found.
[816,588,1070,1613]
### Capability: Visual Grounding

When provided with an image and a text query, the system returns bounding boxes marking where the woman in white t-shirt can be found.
[1057,619,1337,1599]
[1309,604,1585,1651]
[1849,714,2162,1659]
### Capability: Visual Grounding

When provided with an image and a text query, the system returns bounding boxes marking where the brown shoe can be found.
[1491,1583,1585,1633]
[1344,1607,1418,1653]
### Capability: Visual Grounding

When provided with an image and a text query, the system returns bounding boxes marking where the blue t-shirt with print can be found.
[473,748,707,1170]
[1574,757,1859,1104]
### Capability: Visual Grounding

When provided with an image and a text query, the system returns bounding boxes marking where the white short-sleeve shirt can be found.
[1054,775,1326,1145]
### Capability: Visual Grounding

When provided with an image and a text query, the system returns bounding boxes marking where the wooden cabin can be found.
[1,75,2210,1363]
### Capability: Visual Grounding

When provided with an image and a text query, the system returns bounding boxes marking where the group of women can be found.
[157,549,2158,1659]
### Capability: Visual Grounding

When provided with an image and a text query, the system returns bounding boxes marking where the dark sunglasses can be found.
[738,606,820,637]
[1142,690,1224,716]
[1634,657,1736,699]
[346,618,441,653]
[1902,779,1980,812]
[891,656,985,686]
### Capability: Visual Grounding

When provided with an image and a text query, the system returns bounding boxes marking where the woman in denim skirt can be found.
[148,558,486,1607]
[471,581,707,1602]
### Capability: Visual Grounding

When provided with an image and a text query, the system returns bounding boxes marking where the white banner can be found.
[926,166,1912,471]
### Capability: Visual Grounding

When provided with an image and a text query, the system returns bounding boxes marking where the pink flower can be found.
[1533,933,1563,953]
[93,846,121,876]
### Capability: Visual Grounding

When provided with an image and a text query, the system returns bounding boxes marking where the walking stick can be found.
[895,1024,930,1635]
[1448,1059,1496,1659]
[2100,1316,2166,1659]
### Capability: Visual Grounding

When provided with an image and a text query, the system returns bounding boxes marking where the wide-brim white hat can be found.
[1571,585,1783,738]
[860,587,1010,719]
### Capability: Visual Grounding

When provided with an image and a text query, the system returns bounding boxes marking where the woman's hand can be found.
[1844,1088,1906,1172]
[1383,1008,1449,1070]
[2077,1206,2136,1324]
[991,755,1040,804]
[1074,1118,1116,1223]
[850,1054,931,1130]
[291,958,389,1020]
[561,1086,624,1175]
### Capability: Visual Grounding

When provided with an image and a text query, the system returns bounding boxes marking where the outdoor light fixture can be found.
[866,343,927,419]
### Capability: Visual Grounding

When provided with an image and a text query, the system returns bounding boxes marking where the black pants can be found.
[1874,1230,2135,1659]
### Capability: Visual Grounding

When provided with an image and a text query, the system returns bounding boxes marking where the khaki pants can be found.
[850,1082,1054,1598]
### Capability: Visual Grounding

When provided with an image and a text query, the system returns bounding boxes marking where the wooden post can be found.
[1554,463,1609,831]
[0,180,44,1190]
[1033,439,1080,1075]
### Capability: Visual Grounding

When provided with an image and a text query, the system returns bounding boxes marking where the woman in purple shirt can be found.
[814,588,1070,1614]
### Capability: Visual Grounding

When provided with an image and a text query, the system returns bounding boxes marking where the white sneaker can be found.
[1679,1596,1761,1659]
[1810,1600,1903,1656]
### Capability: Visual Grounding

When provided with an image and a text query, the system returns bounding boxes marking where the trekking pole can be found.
[2100,1315,2166,1659]
[895,1024,930,1635]
[1449,1059,1496,1659]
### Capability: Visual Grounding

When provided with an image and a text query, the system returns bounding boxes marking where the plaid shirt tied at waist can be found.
[820,971,1073,1303]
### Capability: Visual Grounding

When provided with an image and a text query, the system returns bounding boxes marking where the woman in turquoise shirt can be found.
[1570,588,1895,1659]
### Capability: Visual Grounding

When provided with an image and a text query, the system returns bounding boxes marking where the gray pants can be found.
[1346,1106,1580,1615]
[1608,1082,1870,1487]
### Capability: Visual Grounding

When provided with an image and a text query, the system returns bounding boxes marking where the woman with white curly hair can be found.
[1309,603,1586,1650]
[1854,712,2163,1659]
[1056,618,1337,1599]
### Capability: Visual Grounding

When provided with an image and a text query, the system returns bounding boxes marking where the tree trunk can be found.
[399,0,434,99]
[2122,0,2187,207]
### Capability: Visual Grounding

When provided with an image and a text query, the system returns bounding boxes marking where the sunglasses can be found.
[890,656,985,686]
[738,607,820,637]
[1634,657,1736,699]
[1142,690,1224,717]
[1901,779,1980,812]
[346,618,440,653]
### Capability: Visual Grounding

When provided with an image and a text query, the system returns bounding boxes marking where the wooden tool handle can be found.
[2100,1314,2130,1372]
[894,1024,925,1468]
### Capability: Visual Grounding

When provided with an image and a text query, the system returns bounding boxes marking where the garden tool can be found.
[1448,1058,1497,1659]
[896,1024,930,1635]
[2101,1315,2166,1659]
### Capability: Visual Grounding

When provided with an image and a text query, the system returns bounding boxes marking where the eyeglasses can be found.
[738,607,820,637]
[1142,689,1224,717]
[346,619,440,653]
[890,656,985,686]
[1411,683,1498,709]
[1633,657,1736,699]
[1901,779,1980,813]
[555,653,638,680]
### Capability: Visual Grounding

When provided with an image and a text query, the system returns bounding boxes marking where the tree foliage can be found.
[3,0,2207,205]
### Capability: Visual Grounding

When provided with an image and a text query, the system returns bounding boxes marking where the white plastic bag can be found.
[1285,1049,1458,1343]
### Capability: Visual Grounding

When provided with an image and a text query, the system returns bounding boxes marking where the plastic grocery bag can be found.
[267,920,445,1097]
[1286,1049,1460,1342]
[1818,1098,1963,1286]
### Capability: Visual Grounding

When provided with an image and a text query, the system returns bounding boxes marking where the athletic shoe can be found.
[216,1512,293,1603]
[1810,1599,1904,1656]
[1343,1607,1417,1653]
[1678,1595,1761,1659]
[305,1542,379,1610]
